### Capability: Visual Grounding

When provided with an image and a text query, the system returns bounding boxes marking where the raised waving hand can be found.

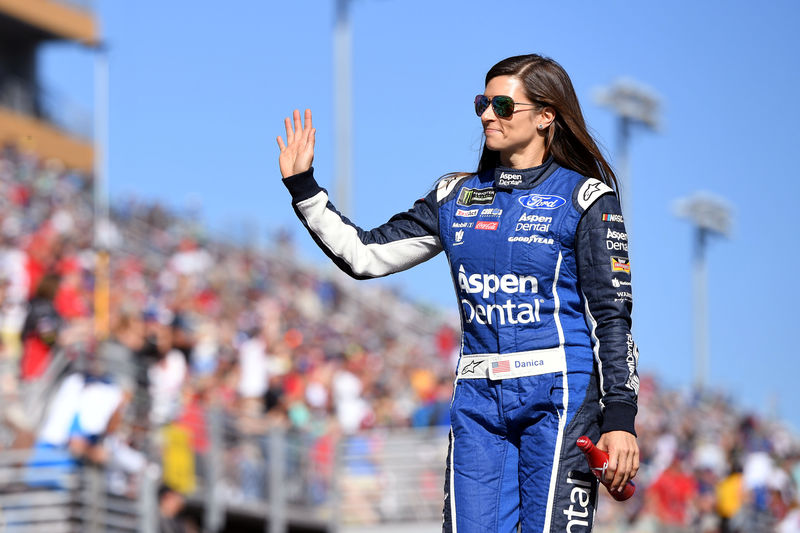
[277,109,316,179]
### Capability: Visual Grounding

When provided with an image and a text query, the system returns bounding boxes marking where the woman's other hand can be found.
[596,430,639,493]
[277,108,316,179]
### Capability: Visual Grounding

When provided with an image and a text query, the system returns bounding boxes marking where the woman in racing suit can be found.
[277,54,639,533]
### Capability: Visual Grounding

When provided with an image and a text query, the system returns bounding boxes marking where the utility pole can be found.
[333,0,353,217]
[675,193,732,391]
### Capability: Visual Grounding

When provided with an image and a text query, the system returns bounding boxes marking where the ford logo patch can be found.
[518,194,567,210]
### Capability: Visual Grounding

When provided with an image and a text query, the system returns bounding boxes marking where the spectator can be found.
[19,272,62,381]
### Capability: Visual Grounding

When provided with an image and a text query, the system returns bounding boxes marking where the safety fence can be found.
[0,422,449,532]
[0,448,148,533]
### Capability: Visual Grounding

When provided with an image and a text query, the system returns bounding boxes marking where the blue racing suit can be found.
[283,157,639,532]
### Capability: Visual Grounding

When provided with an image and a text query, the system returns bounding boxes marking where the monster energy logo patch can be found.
[457,187,496,206]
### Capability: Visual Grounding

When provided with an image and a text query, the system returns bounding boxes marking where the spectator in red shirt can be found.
[647,454,698,532]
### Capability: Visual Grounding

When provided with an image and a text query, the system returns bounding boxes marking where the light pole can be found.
[93,41,110,341]
[333,0,353,217]
[675,192,732,391]
[595,79,660,236]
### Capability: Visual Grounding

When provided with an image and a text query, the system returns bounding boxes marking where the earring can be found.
[537,124,545,130]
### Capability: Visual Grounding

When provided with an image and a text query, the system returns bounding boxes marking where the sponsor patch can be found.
[577,178,613,211]
[460,359,484,375]
[611,256,630,273]
[452,222,473,229]
[602,213,624,223]
[625,334,640,393]
[455,208,478,217]
[518,213,553,223]
[480,208,503,217]
[497,171,523,187]
[611,278,631,288]
[606,229,628,251]
[454,229,465,245]
[615,291,633,302]
[475,221,499,231]
[457,187,496,206]
[508,235,554,245]
[518,193,567,210]
[563,471,594,531]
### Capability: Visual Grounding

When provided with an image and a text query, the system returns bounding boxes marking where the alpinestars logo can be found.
[582,182,602,201]
[460,359,484,375]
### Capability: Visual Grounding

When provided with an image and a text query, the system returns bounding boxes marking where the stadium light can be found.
[594,79,661,241]
[674,192,733,391]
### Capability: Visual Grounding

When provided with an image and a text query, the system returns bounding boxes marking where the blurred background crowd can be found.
[0,144,799,532]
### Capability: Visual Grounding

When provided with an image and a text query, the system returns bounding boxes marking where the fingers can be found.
[293,109,303,141]
[597,432,639,492]
[277,136,286,151]
[611,450,629,491]
[283,109,313,145]
[607,445,639,492]
[284,117,294,145]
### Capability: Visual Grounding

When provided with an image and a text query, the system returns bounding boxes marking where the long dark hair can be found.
[474,54,618,190]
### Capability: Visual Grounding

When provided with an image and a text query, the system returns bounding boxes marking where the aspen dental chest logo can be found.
[457,265,543,325]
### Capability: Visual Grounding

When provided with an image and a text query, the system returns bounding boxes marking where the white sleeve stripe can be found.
[296,191,441,277]
[582,292,606,410]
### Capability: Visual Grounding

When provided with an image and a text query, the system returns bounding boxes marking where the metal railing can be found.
[193,417,449,531]
[0,448,138,533]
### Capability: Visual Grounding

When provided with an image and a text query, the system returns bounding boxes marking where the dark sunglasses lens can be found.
[474,95,490,116]
[492,96,514,118]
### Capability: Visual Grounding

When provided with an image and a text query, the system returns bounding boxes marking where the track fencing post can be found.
[138,462,160,533]
[267,427,287,533]
[205,405,225,532]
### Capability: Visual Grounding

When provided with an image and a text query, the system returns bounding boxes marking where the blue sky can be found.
[41,1,800,431]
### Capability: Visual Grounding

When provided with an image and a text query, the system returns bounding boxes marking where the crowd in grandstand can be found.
[0,144,798,532]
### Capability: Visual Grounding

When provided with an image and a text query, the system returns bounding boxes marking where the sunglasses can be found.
[474,94,538,118]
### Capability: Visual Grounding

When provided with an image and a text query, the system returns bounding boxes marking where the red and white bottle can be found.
[576,436,636,501]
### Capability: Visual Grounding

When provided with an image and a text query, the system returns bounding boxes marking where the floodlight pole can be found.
[676,193,732,392]
[595,80,660,241]
[692,226,710,391]
[93,42,110,341]
[334,0,353,217]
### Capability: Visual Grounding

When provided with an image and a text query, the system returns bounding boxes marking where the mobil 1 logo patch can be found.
[457,187,496,206]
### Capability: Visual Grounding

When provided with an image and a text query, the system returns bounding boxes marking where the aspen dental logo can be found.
[457,265,543,325]
[518,193,567,210]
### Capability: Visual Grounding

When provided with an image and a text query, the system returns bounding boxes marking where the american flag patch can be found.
[492,360,510,373]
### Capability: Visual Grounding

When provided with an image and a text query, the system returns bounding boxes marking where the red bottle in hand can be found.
[576,436,636,501]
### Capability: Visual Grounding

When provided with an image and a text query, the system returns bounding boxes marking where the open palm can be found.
[277,109,316,179]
